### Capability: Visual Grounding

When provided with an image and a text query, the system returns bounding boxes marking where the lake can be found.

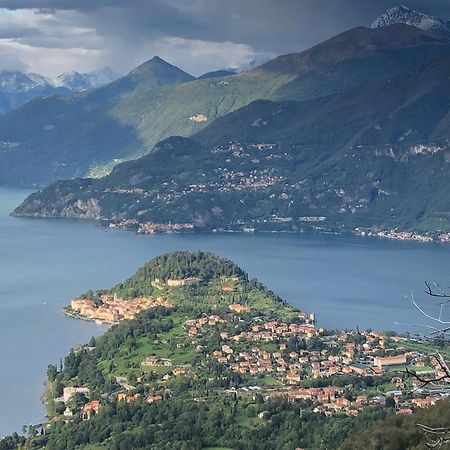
[0,187,449,436]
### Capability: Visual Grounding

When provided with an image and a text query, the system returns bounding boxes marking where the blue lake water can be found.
[0,187,449,436]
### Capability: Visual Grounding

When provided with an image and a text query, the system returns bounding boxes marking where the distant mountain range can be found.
[0,67,120,114]
[53,67,120,92]
[9,6,450,235]
[0,64,243,117]
[0,71,65,115]
[0,65,240,116]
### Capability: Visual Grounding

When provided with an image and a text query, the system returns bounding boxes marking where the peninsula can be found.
[3,251,449,449]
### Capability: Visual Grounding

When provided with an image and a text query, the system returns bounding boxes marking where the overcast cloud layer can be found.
[0,0,449,78]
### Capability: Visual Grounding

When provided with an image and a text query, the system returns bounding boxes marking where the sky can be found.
[0,0,449,78]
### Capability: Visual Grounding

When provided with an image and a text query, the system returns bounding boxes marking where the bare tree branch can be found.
[400,282,450,448]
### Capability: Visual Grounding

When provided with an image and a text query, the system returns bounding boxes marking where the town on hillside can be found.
[53,277,449,428]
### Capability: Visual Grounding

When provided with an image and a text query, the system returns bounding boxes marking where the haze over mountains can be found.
[8,6,450,236]
[53,67,120,92]
[0,67,120,115]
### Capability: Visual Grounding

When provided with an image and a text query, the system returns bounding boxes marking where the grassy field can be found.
[397,340,450,360]
[97,312,198,378]
[260,375,284,387]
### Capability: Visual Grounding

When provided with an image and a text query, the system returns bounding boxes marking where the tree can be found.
[47,364,58,382]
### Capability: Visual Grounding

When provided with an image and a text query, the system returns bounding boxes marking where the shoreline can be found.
[11,211,449,245]
[102,221,450,245]
[63,308,114,326]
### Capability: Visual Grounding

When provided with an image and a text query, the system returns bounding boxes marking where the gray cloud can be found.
[0,1,448,77]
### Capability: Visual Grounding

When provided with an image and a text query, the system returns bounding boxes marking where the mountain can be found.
[14,48,450,235]
[112,56,194,91]
[0,56,195,186]
[53,66,120,92]
[0,71,68,114]
[371,5,450,35]
[197,69,237,80]
[0,24,449,186]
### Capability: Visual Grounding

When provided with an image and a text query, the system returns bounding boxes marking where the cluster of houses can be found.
[85,390,167,420]
[69,294,173,324]
[226,319,320,344]
[374,230,434,243]
[58,387,101,421]
[210,324,412,384]
[140,356,188,378]
[180,311,449,417]
[55,278,449,425]
[186,314,227,337]
[354,227,436,243]
[287,387,368,416]
[116,392,163,404]
[60,385,165,422]
[211,168,280,192]
[137,222,195,234]
[109,219,195,234]
[437,232,450,243]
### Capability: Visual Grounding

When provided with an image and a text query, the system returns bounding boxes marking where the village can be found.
[184,305,449,417]
[52,300,449,425]
[68,293,174,324]
[355,228,450,244]
[108,219,195,234]
[96,140,450,242]
[53,273,450,429]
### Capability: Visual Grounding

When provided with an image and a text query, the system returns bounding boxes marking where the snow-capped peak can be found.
[0,71,53,92]
[371,5,450,34]
[26,73,53,87]
[53,67,120,92]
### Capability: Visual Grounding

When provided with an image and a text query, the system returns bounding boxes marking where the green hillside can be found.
[14,48,450,235]
[0,24,449,186]
[1,252,447,449]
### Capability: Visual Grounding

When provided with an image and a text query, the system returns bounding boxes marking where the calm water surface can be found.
[1,188,449,435]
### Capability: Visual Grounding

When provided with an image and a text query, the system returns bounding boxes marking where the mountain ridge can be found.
[0,24,449,186]
[0,66,121,115]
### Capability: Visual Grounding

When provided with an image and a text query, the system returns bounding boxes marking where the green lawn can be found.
[394,340,450,360]
[404,365,435,372]
[260,375,284,387]
[98,318,198,378]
